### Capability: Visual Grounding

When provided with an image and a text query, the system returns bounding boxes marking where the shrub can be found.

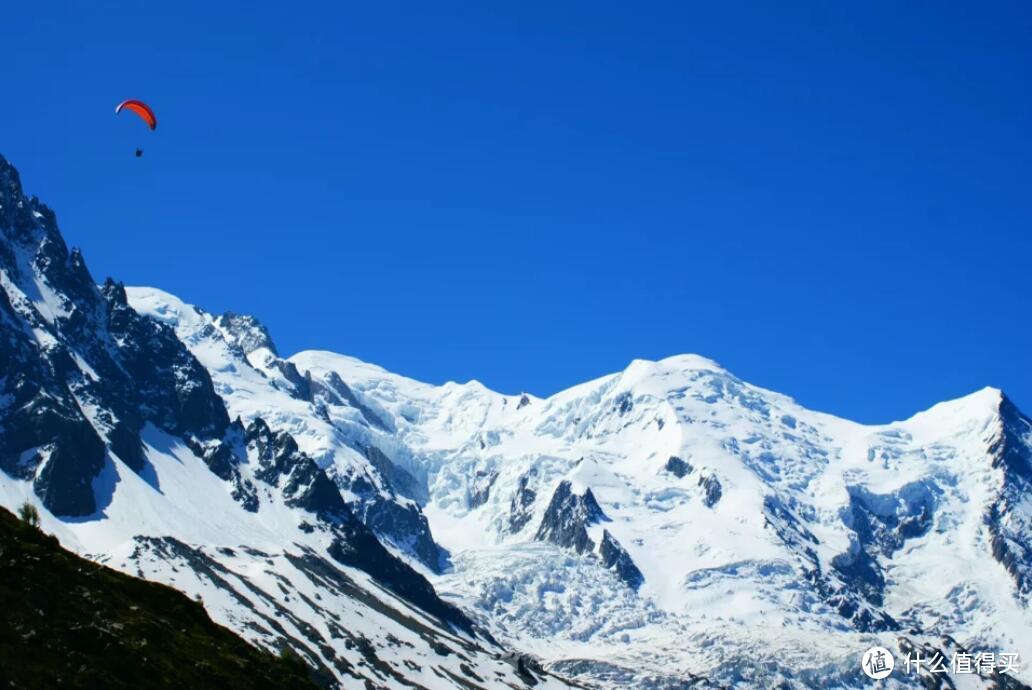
[18,502,40,529]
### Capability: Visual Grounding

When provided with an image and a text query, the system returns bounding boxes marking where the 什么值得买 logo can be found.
[861,646,894,679]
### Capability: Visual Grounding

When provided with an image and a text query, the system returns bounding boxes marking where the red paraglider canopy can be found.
[115,99,157,130]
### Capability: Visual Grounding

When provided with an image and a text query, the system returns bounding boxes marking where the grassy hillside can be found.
[0,505,324,689]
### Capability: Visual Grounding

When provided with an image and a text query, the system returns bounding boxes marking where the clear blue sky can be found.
[3,2,1030,423]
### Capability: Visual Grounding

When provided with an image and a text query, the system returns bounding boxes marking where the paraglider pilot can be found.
[115,99,157,158]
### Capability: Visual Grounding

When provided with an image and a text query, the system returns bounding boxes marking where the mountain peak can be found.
[900,385,1005,431]
[615,353,727,386]
[0,153,22,199]
[215,311,277,356]
[656,353,725,371]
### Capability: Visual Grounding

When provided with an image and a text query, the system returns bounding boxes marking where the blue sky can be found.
[3,2,1030,423]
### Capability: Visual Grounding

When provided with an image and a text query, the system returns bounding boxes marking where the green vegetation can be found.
[17,501,39,528]
[0,506,324,689]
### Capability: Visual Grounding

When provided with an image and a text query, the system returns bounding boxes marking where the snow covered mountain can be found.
[124,301,1032,689]
[2,151,1031,689]
[0,154,576,690]
[283,351,1032,689]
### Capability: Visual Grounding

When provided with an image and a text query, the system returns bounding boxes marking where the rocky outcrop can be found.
[985,395,1032,596]
[215,311,278,356]
[535,480,643,589]
[598,529,644,589]
[509,470,538,533]
[535,480,606,555]
[763,493,897,633]
[468,469,498,509]
[826,480,940,614]
[247,418,347,516]
[340,446,441,571]
[664,456,693,478]
[699,474,722,507]
[0,155,231,515]
[103,279,230,440]
[242,417,468,626]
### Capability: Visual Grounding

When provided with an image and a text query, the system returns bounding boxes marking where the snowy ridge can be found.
[127,286,443,570]
[285,348,1032,689]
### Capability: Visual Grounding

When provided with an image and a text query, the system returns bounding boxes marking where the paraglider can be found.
[115,99,157,157]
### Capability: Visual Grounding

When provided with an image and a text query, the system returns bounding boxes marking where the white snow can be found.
[291,345,1032,688]
[11,284,1017,689]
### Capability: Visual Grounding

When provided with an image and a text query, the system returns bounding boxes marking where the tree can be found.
[18,502,40,529]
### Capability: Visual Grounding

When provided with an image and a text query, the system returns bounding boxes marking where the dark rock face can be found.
[985,395,1032,595]
[841,482,937,556]
[353,495,442,571]
[829,481,938,609]
[614,391,633,416]
[247,419,347,516]
[598,529,644,589]
[0,184,115,516]
[535,480,606,555]
[534,480,644,589]
[29,421,106,516]
[468,469,497,509]
[326,520,472,634]
[762,494,897,633]
[242,418,468,624]
[829,537,886,607]
[509,470,538,533]
[664,456,693,478]
[185,427,259,512]
[214,311,278,356]
[516,394,531,410]
[338,446,441,572]
[0,271,108,516]
[699,474,722,507]
[269,357,315,400]
[0,155,232,516]
[102,280,230,440]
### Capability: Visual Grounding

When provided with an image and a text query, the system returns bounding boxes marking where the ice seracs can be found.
[288,346,1032,688]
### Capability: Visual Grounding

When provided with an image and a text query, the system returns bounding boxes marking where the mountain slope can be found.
[0,505,325,690]
[129,280,1032,688]
[123,277,1032,689]
[0,153,578,690]
[125,286,443,571]
[285,351,1032,689]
